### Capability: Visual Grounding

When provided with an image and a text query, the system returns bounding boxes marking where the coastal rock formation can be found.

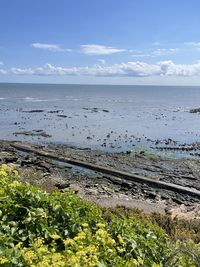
[0,140,200,220]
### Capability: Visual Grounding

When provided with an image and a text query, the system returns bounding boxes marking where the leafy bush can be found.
[0,164,199,266]
[105,207,200,243]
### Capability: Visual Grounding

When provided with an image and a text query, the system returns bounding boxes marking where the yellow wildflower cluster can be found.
[18,231,99,267]
[0,164,12,177]
[117,234,125,245]
[8,223,135,267]
[74,231,86,241]
[0,164,198,267]
[0,163,18,180]
[0,256,9,264]
[0,163,18,174]
[0,164,20,200]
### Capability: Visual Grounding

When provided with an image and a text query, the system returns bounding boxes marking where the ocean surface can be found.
[1,83,200,152]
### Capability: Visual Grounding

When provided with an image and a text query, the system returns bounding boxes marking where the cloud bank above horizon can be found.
[1,60,200,78]
[1,1,200,84]
[1,41,200,84]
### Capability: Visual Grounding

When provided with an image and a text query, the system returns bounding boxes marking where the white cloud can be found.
[0,69,7,75]
[11,64,78,76]
[159,60,200,76]
[9,60,200,78]
[151,48,178,56]
[0,62,7,74]
[11,67,35,75]
[31,43,71,52]
[184,41,200,51]
[185,42,200,47]
[0,68,7,74]
[152,42,162,46]
[131,48,178,58]
[36,64,79,76]
[81,44,125,55]
[129,49,143,53]
[10,62,159,77]
[98,59,106,64]
[131,54,152,58]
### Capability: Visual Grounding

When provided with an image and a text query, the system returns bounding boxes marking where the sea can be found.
[1,83,200,153]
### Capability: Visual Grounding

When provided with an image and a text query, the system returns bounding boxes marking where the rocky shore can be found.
[0,140,200,220]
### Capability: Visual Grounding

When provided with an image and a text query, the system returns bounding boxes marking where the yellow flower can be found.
[1,164,11,171]
[96,223,105,228]
[74,231,86,241]
[137,256,144,265]
[23,250,36,264]
[117,247,125,253]
[64,239,74,246]
[76,250,86,257]
[96,229,107,238]
[50,234,61,240]
[152,263,162,267]
[15,241,23,249]
[0,188,5,195]
[66,255,79,265]
[117,234,125,245]
[0,256,9,264]
[0,170,7,177]
[107,236,116,246]
[82,223,89,228]
[10,181,21,187]
[37,246,48,254]
[35,238,44,247]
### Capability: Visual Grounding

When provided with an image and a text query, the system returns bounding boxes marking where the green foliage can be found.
[0,164,199,266]
[106,207,200,243]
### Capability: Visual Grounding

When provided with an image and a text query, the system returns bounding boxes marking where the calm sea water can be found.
[0,83,200,151]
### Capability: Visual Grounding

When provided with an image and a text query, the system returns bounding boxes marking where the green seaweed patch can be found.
[13,130,52,138]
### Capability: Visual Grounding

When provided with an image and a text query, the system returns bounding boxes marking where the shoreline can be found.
[2,83,200,156]
[0,139,200,220]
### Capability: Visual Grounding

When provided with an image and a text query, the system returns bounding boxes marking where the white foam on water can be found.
[174,107,191,112]
[23,97,50,102]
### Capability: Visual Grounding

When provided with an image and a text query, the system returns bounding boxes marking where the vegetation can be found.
[0,164,199,266]
[105,207,200,243]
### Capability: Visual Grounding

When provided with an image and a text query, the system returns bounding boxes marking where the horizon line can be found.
[0,82,200,87]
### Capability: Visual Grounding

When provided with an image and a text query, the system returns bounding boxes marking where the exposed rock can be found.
[22,109,44,113]
[57,115,68,118]
[0,140,200,219]
[13,130,52,138]
[190,107,200,113]
[48,110,63,113]
[54,183,70,189]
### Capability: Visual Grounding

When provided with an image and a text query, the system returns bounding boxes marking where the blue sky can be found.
[1,0,200,85]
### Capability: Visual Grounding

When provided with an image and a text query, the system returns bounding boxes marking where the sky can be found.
[1,0,200,85]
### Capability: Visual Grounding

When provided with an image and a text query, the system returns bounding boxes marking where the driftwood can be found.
[11,142,200,199]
